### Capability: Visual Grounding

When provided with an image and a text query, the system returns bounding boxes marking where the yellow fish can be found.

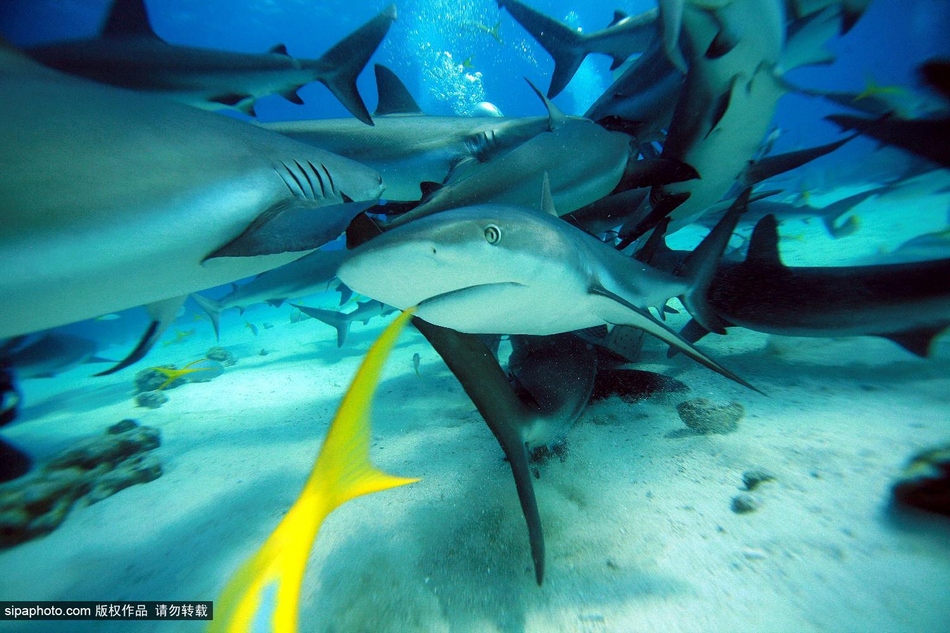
[208,309,419,633]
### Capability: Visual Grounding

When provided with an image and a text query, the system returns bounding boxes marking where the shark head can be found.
[338,206,599,334]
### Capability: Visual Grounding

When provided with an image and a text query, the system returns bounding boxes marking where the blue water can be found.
[1,1,950,631]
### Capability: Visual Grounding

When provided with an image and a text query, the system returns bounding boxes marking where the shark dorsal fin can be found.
[609,10,629,27]
[268,43,290,56]
[103,0,160,39]
[746,214,783,268]
[419,181,443,202]
[524,77,566,130]
[373,64,423,116]
[540,172,557,216]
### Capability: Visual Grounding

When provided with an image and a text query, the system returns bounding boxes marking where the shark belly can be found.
[0,57,381,338]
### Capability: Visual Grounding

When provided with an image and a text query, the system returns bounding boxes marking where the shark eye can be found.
[484,224,502,245]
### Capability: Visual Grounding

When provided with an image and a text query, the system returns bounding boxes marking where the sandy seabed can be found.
[1,186,949,633]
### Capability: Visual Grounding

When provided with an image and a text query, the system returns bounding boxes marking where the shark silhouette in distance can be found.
[23,0,396,124]
[192,249,347,340]
[0,41,383,373]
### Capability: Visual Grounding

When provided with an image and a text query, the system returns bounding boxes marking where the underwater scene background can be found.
[1,0,949,631]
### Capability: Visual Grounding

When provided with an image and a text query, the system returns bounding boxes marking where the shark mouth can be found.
[418,281,525,309]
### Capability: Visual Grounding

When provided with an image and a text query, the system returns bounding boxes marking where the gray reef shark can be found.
[25,0,396,123]
[338,200,756,391]
[192,249,347,339]
[292,301,397,347]
[264,65,559,201]
[497,0,658,98]
[0,43,383,363]
[647,212,950,357]
[648,0,787,231]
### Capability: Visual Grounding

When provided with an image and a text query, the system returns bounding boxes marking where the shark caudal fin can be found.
[312,5,397,125]
[498,0,585,98]
[208,309,418,633]
[292,304,353,348]
[191,293,223,341]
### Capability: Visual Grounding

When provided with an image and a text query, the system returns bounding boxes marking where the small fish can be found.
[208,309,418,633]
[412,352,421,377]
[245,321,259,336]
[474,19,504,44]
[162,328,195,347]
[149,359,224,391]
[94,313,122,321]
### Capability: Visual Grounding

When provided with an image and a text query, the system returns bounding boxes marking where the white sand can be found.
[2,190,950,633]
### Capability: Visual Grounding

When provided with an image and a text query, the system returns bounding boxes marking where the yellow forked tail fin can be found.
[209,309,419,633]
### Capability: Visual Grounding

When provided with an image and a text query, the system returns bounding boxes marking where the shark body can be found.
[339,203,754,390]
[661,215,950,356]
[264,66,557,201]
[192,249,347,339]
[0,46,382,340]
[24,0,396,123]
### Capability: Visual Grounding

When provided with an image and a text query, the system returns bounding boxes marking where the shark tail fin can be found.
[312,5,398,125]
[191,293,223,341]
[208,309,418,633]
[499,0,585,98]
[676,189,750,336]
[94,296,185,376]
[292,304,352,347]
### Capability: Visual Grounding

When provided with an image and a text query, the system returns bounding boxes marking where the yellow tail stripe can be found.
[209,308,419,633]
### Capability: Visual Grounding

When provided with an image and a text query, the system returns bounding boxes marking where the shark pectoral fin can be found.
[314,5,398,126]
[94,295,186,376]
[206,197,375,260]
[613,158,700,194]
[666,318,723,358]
[291,304,352,348]
[209,310,418,633]
[618,192,690,248]
[594,288,761,394]
[372,64,423,116]
[879,324,950,358]
[742,132,858,187]
[412,319,546,584]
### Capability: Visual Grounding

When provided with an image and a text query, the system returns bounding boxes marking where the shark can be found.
[192,248,347,339]
[646,0,787,233]
[24,0,396,124]
[0,43,383,356]
[645,212,950,357]
[263,65,559,201]
[496,0,659,98]
[338,198,756,392]
[292,300,398,348]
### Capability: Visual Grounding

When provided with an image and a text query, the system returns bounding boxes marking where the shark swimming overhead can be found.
[264,65,560,201]
[24,0,396,124]
[497,0,659,98]
[0,43,383,342]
